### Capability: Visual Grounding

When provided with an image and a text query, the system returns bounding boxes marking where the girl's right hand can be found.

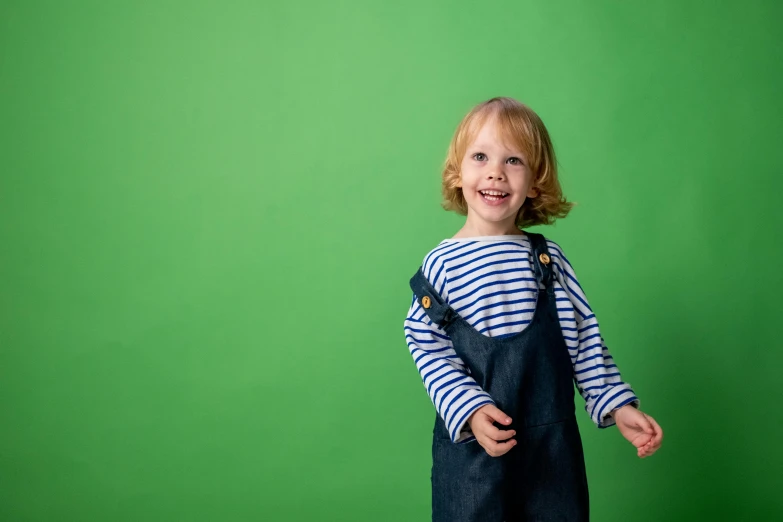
[467,404,517,457]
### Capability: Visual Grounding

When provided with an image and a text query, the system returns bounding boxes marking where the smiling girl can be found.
[403,97,663,521]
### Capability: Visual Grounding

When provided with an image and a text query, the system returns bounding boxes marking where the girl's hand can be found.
[467,404,517,457]
[611,405,663,458]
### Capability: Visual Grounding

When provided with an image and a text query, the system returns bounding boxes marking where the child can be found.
[403,97,663,521]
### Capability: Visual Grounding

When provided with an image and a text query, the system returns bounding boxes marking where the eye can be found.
[472,152,524,165]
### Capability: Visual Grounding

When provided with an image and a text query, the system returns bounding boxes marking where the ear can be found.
[456,172,463,188]
[527,186,539,198]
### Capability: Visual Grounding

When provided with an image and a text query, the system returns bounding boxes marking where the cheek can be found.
[459,171,479,190]
[515,172,534,191]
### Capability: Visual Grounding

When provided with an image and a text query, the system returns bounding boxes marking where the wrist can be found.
[467,409,479,427]
[609,404,636,420]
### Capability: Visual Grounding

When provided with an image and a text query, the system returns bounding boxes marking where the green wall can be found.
[2,1,781,520]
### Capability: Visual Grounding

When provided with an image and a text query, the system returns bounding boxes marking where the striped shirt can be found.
[404,234,640,444]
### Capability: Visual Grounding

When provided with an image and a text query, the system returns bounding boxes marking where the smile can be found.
[479,190,509,204]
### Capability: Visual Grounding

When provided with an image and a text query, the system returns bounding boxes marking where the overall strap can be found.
[409,268,459,329]
[527,232,555,292]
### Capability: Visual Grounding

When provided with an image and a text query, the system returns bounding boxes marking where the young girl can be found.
[403,97,663,521]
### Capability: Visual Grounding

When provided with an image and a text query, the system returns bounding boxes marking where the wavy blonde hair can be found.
[441,97,573,228]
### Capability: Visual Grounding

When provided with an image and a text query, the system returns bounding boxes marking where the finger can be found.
[483,437,517,457]
[474,420,515,444]
[482,404,512,426]
[636,432,654,448]
[644,439,660,456]
[639,413,654,435]
[642,430,660,452]
[484,424,516,442]
[647,415,663,445]
[639,441,651,457]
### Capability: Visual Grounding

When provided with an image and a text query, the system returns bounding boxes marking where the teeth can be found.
[481,190,507,196]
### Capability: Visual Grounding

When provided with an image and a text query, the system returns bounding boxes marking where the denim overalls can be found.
[409,232,590,521]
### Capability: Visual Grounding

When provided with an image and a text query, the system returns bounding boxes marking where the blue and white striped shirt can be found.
[404,234,640,444]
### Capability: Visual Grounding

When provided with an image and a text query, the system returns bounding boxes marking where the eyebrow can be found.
[470,145,525,156]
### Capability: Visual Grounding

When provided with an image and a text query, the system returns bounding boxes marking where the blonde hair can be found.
[441,97,573,228]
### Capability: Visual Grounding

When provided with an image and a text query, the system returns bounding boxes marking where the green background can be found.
[2,1,781,520]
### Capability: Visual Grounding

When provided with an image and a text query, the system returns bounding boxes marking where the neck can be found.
[453,215,522,238]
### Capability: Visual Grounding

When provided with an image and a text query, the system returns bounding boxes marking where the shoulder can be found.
[419,240,459,282]
[524,232,568,260]
[540,235,575,275]
[543,236,567,260]
[410,237,479,301]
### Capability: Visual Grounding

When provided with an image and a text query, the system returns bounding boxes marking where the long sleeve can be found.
[547,241,640,428]
[404,293,494,443]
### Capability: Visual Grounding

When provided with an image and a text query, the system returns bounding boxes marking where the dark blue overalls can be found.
[409,232,590,521]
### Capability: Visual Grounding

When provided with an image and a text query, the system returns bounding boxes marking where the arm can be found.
[547,241,640,428]
[404,294,495,443]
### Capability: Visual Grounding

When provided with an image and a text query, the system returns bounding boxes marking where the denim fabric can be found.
[409,233,590,521]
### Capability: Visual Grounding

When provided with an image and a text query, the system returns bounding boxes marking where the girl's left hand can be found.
[611,405,663,458]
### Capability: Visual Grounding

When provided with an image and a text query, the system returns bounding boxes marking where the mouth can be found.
[479,190,509,204]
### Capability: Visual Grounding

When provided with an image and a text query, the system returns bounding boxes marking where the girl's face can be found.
[457,114,538,235]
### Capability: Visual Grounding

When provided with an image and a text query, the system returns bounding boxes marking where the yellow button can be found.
[421,296,431,309]
[539,253,550,265]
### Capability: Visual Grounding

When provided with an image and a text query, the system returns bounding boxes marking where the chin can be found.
[477,211,517,223]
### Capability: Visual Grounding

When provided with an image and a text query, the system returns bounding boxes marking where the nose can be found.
[486,165,505,181]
